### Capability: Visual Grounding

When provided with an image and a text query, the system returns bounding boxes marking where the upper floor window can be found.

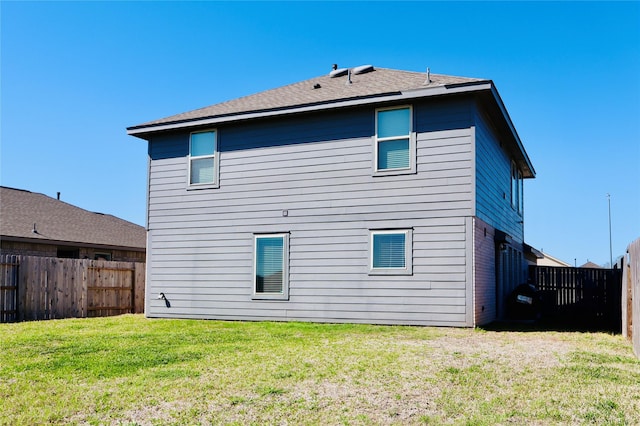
[374,106,416,175]
[189,130,219,187]
[511,161,523,214]
[518,169,523,214]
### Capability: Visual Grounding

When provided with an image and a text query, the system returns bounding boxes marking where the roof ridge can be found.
[1,185,33,193]
[1,186,122,221]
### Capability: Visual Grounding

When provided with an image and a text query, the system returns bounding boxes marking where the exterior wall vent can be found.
[353,64,374,75]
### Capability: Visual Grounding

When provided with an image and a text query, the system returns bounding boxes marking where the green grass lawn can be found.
[1,315,639,425]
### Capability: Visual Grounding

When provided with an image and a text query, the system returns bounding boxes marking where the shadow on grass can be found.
[481,317,621,334]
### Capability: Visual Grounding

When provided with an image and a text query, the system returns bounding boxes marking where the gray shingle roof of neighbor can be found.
[580,261,604,269]
[129,67,486,129]
[0,186,146,251]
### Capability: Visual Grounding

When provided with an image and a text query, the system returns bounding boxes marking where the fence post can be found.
[627,239,640,358]
[134,262,145,313]
[622,254,632,339]
[81,259,88,318]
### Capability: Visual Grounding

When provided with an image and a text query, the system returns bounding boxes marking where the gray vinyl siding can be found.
[474,108,524,243]
[473,107,529,316]
[145,100,477,326]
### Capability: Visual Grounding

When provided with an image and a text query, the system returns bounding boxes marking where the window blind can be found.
[256,236,284,293]
[190,157,215,184]
[378,139,410,170]
[373,233,406,268]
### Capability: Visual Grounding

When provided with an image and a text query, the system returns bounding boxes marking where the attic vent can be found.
[329,68,348,78]
[353,64,374,75]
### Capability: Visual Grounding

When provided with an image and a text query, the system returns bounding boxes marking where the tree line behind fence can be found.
[1,255,145,323]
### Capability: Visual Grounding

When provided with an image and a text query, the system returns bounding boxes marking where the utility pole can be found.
[607,193,613,268]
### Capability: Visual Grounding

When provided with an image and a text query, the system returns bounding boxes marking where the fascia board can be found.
[127,82,494,137]
[489,85,536,178]
[0,235,146,252]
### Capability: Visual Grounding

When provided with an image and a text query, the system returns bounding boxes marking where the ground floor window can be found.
[253,233,289,300]
[94,252,112,261]
[57,247,79,259]
[369,229,413,275]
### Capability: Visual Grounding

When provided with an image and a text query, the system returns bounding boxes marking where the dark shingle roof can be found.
[126,65,535,178]
[129,67,485,129]
[580,261,603,269]
[0,186,146,250]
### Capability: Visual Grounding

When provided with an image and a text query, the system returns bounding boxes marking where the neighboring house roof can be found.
[524,243,544,263]
[537,252,573,267]
[127,66,535,178]
[580,261,603,269]
[0,186,146,251]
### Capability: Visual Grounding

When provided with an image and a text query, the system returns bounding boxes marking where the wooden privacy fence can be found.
[0,255,144,323]
[622,238,640,358]
[529,265,622,331]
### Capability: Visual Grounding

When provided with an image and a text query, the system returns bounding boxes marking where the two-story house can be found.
[127,66,535,326]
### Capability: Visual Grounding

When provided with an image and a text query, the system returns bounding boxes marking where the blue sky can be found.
[2,1,639,267]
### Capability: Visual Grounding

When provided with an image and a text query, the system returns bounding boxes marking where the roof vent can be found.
[329,67,348,78]
[424,67,432,84]
[353,64,374,75]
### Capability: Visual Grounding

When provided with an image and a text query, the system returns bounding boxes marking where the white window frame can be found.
[373,105,416,176]
[369,229,413,276]
[188,129,220,189]
[252,233,290,300]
